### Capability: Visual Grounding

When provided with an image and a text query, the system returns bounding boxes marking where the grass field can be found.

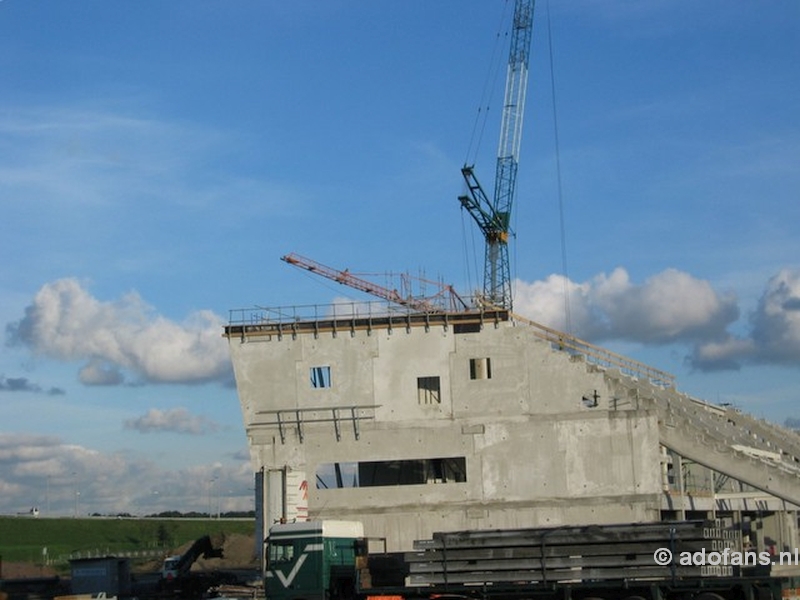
[0,516,255,566]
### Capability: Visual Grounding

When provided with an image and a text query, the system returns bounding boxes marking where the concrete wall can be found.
[229,318,665,550]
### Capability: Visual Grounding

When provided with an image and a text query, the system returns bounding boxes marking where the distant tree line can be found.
[148,510,256,519]
[89,510,255,518]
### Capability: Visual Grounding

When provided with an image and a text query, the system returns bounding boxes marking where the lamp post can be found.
[72,472,80,518]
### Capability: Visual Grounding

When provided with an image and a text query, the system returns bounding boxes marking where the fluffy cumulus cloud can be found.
[595,269,739,343]
[693,269,800,370]
[124,407,220,435]
[0,432,252,515]
[6,279,232,385]
[515,267,738,344]
[689,337,754,372]
[515,266,800,373]
[751,269,800,363]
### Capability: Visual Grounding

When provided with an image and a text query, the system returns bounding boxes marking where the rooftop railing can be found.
[228,299,424,326]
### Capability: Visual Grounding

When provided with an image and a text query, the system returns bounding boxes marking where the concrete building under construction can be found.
[224,299,800,555]
[224,0,800,564]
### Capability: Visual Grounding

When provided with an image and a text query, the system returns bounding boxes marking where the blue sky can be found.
[1,1,798,516]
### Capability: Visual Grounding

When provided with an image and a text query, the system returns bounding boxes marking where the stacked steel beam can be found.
[406,521,737,585]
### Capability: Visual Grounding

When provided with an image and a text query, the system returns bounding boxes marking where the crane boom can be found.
[281,253,468,313]
[459,0,534,310]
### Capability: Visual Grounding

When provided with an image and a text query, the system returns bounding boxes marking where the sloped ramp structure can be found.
[604,372,800,506]
[650,385,800,506]
[517,313,800,509]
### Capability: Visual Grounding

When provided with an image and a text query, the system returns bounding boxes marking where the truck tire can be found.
[695,593,726,600]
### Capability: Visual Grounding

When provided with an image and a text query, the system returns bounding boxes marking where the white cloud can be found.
[692,268,800,370]
[513,273,598,337]
[690,337,754,372]
[7,278,232,385]
[751,269,800,363]
[0,432,252,516]
[124,407,220,435]
[79,359,125,386]
[596,268,739,342]
[515,266,800,373]
[514,267,738,344]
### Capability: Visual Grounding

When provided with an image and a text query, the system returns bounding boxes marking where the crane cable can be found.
[464,0,514,167]
[546,0,573,335]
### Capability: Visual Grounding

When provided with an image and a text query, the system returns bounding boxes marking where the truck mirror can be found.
[354,539,368,556]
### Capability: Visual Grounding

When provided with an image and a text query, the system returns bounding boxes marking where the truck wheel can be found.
[695,594,726,600]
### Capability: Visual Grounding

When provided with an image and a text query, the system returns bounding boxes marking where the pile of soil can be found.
[0,562,58,579]
[194,533,258,570]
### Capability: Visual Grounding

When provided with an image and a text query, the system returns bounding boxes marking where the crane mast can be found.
[459,0,534,310]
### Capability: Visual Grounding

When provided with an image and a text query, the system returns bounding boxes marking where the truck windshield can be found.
[268,540,295,564]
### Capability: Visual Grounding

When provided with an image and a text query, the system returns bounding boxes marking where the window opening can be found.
[316,457,467,489]
[582,389,599,408]
[469,357,492,380]
[310,365,332,388]
[417,376,441,404]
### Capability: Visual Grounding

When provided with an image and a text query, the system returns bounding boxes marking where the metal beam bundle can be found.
[406,521,737,586]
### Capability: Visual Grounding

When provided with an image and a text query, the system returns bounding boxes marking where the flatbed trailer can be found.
[265,521,800,600]
[349,574,800,600]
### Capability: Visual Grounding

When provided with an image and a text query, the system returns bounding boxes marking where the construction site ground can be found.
[1,532,257,580]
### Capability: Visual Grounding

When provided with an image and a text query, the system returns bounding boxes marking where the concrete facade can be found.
[226,306,800,554]
[228,310,663,551]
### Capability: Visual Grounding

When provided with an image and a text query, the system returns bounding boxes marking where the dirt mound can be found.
[196,532,258,569]
[0,562,58,579]
[138,532,258,572]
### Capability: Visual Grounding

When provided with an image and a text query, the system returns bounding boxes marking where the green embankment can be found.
[0,516,254,565]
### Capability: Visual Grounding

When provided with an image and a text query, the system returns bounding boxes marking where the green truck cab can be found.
[266,520,365,600]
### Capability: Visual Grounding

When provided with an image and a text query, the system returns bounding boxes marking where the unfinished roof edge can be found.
[224,302,675,389]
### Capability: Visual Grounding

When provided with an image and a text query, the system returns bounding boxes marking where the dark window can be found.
[417,376,441,404]
[268,540,295,564]
[582,390,600,408]
[316,457,467,489]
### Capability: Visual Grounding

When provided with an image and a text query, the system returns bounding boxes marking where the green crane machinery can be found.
[459,0,535,311]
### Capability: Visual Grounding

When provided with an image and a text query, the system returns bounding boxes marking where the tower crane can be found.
[280,3,533,315]
[459,0,535,311]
